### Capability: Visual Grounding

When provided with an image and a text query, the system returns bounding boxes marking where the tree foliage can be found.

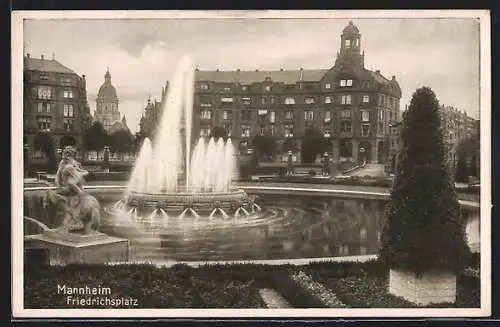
[109,130,135,152]
[210,126,228,140]
[33,132,57,172]
[301,128,329,163]
[83,121,109,151]
[379,87,469,274]
[455,145,469,183]
[282,138,299,154]
[252,135,277,160]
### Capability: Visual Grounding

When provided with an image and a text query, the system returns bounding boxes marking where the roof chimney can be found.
[82,74,86,80]
[26,53,30,58]
[375,70,380,74]
[41,54,44,60]
[255,69,259,72]
[237,68,240,72]
[392,75,396,80]
[52,52,55,60]
[280,68,284,71]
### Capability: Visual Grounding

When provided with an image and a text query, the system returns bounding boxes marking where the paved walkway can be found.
[348,164,386,177]
[258,289,292,308]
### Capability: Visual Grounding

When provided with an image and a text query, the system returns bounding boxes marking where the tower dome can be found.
[97,68,118,99]
[343,21,360,35]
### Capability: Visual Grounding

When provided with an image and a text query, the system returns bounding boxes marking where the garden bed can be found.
[24,260,480,309]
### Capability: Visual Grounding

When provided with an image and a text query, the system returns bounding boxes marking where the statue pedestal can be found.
[24,229,129,265]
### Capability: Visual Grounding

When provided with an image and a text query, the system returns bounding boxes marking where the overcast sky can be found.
[24,17,481,133]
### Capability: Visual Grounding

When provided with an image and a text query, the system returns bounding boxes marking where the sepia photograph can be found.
[11,10,491,318]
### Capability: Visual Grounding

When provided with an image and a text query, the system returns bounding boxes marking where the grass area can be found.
[24,260,480,309]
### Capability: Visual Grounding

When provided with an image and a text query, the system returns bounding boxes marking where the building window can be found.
[261,97,267,105]
[304,110,314,121]
[63,90,73,98]
[361,110,370,122]
[324,128,331,138]
[37,102,51,113]
[284,124,294,138]
[222,110,231,120]
[378,122,384,135]
[362,81,371,88]
[361,124,370,136]
[378,109,385,121]
[285,110,294,120]
[340,110,351,118]
[240,140,248,148]
[354,38,360,47]
[223,87,231,92]
[304,97,315,105]
[200,100,212,107]
[345,39,351,48]
[200,84,209,91]
[241,97,251,105]
[258,109,268,116]
[241,124,251,137]
[340,79,353,87]
[63,104,74,117]
[338,244,349,256]
[270,96,276,105]
[324,110,331,122]
[340,121,352,133]
[324,96,332,104]
[37,118,51,131]
[269,111,276,123]
[341,95,352,104]
[265,85,272,92]
[362,95,370,103]
[37,87,52,99]
[63,119,73,132]
[284,96,295,105]
[360,227,367,241]
[221,97,233,104]
[241,85,248,91]
[242,110,252,121]
[200,126,211,137]
[259,125,265,136]
[325,83,331,89]
[270,125,276,136]
[61,77,72,85]
[39,74,49,81]
[200,110,212,120]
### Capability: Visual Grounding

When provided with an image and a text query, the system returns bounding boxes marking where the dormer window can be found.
[223,87,231,92]
[340,79,353,87]
[265,85,272,92]
[325,83,331,89]
[345,39,351,48]
[354,38,360,47]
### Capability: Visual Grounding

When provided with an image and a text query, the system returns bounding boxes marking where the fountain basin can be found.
[125,188,258,217]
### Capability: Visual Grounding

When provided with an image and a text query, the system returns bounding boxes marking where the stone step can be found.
[258,288,292,308]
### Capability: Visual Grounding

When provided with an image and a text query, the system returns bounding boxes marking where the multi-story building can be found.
[94,68,120,131]
[139,82,169,140]
[439,105,479,171]
[192,21,402,164]
[23,53,90,156]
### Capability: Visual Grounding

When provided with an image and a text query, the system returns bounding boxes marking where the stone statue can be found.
[47,146,101,234]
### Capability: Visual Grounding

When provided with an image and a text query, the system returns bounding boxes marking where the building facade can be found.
[23,53,90,156]
[439,105,479,172]
[95,68,120,131]
[139,82,169,140]
[192,21,402,164]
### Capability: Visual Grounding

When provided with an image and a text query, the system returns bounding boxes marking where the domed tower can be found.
[335,21,365,68]
[95,68,120,131]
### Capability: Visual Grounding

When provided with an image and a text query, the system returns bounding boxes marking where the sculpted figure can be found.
[47,146,101,234]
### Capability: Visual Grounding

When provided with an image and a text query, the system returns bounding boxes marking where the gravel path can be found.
[258,288,292,308]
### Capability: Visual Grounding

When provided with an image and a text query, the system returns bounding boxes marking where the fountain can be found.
[113,56,260,223]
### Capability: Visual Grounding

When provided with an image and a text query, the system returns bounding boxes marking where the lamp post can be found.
[287,150,294,175]
[103,146,110,173]
[323,151,330,176]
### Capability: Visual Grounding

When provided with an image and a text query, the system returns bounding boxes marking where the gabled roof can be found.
[195,69,329,84]
[24,57,78,75]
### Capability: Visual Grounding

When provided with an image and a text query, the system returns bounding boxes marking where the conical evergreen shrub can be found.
[379,87,469,274]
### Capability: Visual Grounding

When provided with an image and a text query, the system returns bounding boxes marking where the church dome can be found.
[97,69,118,99]
[343,21,360,35]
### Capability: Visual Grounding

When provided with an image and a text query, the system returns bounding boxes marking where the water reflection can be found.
[23,191,480,262]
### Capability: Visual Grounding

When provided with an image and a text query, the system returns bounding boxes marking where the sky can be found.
[23,16,481,133]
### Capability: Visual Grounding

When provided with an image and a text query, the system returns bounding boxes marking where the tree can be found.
[210,126,228,140]
[455,145,469,183]
[252,135,277,160]
[469,146,479,178]
[282,137,298,154]
[379,87,468,275]
[301,128,329,163]
[33,132,57,172]
[109,129,135,152]
[83,121,109,151]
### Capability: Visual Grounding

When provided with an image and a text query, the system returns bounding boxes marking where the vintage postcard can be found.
[11,10,491,319]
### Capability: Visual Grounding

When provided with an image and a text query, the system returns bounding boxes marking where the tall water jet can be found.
[127,138,153,195]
